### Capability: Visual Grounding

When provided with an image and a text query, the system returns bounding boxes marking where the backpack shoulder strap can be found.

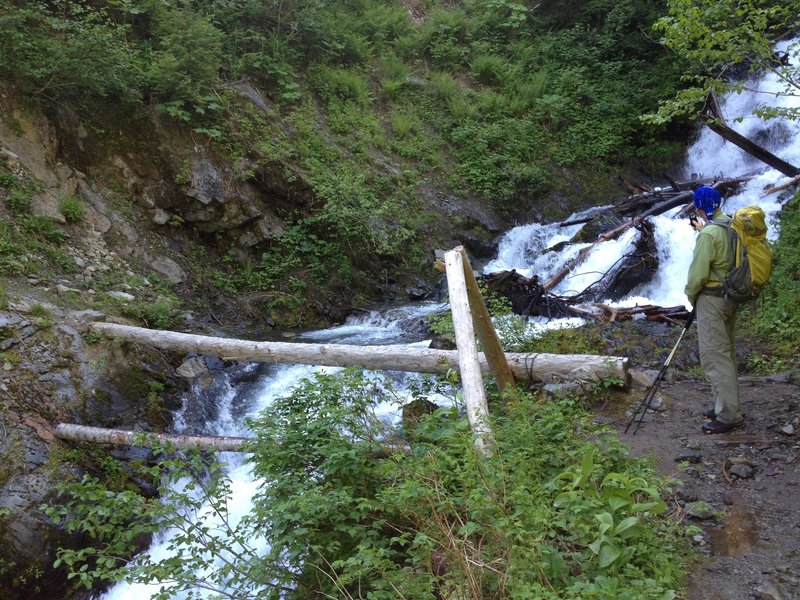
[707,216,738,277]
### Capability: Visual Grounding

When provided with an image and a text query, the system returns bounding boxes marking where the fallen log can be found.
[542,216,644,292]
[613,173,756,219]
[704,117,800,177]
[583,219,658,302]
[761,174,800,197]
[54,423,412,456]
[476,274,690,325]
[91,322,630,386]
[55,423,250,451]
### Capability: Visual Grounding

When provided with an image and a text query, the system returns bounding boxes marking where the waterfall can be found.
[98,41,799,600]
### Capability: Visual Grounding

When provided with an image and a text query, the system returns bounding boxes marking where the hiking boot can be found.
[703,408,745,420]
[701,419,744,434]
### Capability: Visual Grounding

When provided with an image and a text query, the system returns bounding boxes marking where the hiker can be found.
[684,185,744,434]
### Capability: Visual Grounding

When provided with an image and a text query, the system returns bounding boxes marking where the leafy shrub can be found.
[0,5,143,108]
[0,172,18,188]
[147,8,224,106]
[741,193,800,366]
[470,53,508,85]
[21,216,68,244]
[417,8,470,69]
[5,189,31,214]
[428,71,462,101]
[59,196,85,223]
[46,371,688,598]
[312,65,372,105]
[122,294,180,330]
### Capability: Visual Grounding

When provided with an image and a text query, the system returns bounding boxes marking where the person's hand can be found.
[689,213,704,231]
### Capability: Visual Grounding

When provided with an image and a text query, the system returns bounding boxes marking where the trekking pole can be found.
[624,309,696,435]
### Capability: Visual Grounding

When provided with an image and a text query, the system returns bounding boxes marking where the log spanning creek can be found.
[98,41,799,600]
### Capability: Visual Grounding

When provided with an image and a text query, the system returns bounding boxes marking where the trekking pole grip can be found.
[685,308,696,329]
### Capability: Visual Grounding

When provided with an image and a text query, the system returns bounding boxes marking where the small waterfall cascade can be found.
[98,39,800,600]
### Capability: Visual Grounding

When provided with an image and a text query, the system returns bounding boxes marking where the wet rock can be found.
[56,284,81,294]
[153,208,172,225]
[149,256,187,284]
[106,290,135,302]
[627,411,654,424]
[176,356,210,379]
[429,334,456,350]
[676,448,702,464]
[407,286,431,300]
[685,501,715,519]
[544,382,583,399]
[628,368,657,390]
[754,578,790,600]
[729,464,756,479]
[402,398,439,439]
[69,309,107,323]
[779,423,795,436]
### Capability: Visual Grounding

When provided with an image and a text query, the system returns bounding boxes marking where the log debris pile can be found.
[480,171,776,324]
[482,268,690,325]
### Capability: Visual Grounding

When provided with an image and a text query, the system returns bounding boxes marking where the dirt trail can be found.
[602,376,800,600]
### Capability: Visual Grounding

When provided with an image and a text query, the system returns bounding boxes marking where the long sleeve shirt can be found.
[684,212,732,304]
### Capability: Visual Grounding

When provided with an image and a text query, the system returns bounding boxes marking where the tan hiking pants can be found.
[696,293,741,424]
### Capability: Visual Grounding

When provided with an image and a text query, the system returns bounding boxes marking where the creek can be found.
[98,39,799,600]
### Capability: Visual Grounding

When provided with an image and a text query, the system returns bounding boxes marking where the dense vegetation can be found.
[48,371,688,599]
[3,0,800,597]
[740,190,800,372]
[0,0,690,318]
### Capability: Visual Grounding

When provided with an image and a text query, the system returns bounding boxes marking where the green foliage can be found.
[147,7,224,113]
[0,171,73,277]
[1,175,39,215]
[646,0,800,124]
[122,294,181,330]
[740,193,800,368]
[0,0,697,322]
[29,303,54,328]
[0,3,143,108]
[312,65,372,105]
[48,371,688,598]
[2,0,689,225]
[49,444,133,493]
[58,195,85,223]
[44,445,250,593]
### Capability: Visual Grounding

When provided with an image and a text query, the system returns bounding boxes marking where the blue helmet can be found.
[693,186,722,216]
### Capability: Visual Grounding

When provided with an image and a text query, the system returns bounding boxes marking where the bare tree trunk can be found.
[761,174,800,196]
[54,424,411,456]
[704,117,800,177]
[54,424,249,451]
[456,247,515,393]
[443,249,494,455]
[90,323,630,385]
[542,217,643,291]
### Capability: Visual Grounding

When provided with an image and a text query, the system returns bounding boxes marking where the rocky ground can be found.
[599,373,800,600]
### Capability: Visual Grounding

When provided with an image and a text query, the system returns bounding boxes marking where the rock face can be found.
[0,305,186,599]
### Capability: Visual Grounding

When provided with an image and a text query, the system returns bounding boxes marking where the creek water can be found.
[98,39,800,600]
